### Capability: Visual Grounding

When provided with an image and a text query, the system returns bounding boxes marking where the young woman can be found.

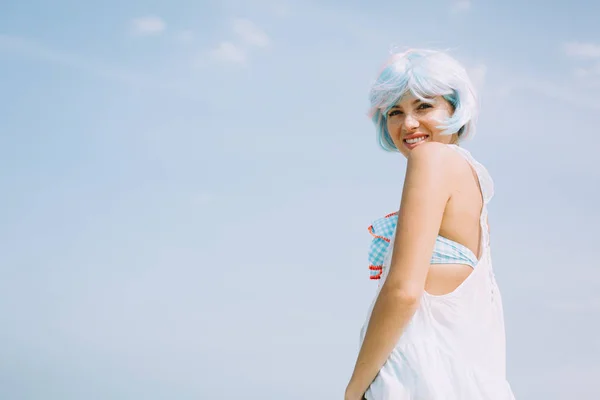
[345,49,515,400]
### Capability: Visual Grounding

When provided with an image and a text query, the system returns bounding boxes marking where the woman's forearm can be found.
[346,287,420,398]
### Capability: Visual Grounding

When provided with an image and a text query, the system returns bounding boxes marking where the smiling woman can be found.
[386,93,457,156]
[345,49,516,400]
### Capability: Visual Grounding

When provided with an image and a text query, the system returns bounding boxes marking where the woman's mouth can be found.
[403,135,429,149]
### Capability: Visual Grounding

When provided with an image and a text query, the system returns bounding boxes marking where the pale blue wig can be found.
[368,49,479,152]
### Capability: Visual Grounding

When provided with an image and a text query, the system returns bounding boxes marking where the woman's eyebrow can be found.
[390,98,433,109]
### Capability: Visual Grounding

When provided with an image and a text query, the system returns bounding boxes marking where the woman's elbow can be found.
[381,285,422,306]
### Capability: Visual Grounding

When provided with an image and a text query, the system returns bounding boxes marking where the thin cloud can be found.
[524,77,600,110]
[272,3,291,18]
[563,41,600,59]
[467,63,487,92]
[573,63,600,79]
[175,30,194,44]
[232,18,270,47]
[549,297,600,312]
[210,41,247,64]
[130,16,167,37]
[0,34,146,84]
[194,192,214,207]
[563,42,600,85]
[452,0,471,12]
[205,19,269,66]
[0,34,191,95]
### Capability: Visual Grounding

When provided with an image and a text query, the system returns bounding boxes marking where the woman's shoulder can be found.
[408,143,494,199]
[407,142,473,178]
[406,142,464,176]
[407,141,457,160]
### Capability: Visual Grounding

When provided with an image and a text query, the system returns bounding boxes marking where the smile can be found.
[404,136,428,144]
[402,134,429,150]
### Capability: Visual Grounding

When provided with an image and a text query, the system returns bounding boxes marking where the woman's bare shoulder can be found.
[407,143,468,180]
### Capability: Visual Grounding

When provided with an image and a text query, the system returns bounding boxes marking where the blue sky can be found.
[1,0,600,399]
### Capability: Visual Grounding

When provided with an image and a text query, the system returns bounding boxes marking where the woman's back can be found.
[360,145,515,400]
[426,144,484,296]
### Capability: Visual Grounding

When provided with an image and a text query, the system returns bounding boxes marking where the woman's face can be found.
[386,93,458,158]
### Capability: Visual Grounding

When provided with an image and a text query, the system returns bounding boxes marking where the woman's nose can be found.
[404,113,419,130]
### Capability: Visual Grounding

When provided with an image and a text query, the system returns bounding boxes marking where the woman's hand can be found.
[344,383,364,400]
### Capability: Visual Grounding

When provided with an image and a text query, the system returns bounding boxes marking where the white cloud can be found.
[452,0,471,11]
[563,41,600,59]
[562,42,600,86]
[203,18,269,66]
[210,41,247,64]
[232,18,271,47]
[130,16,166,37]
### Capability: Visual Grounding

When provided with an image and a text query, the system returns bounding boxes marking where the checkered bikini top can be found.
[367,212,478,280]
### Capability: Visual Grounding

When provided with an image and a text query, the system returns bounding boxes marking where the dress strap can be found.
[447,145,494,205]
[447,145,493,250]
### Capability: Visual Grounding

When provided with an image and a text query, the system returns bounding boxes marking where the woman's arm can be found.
[345,143,454,400]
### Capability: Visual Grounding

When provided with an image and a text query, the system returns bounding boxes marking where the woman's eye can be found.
[418,103,433,110]
[388,110,402,117]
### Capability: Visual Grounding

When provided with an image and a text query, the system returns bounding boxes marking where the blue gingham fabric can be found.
[368,213,398,279]
[368,212,479,280]
[431,235,478,267]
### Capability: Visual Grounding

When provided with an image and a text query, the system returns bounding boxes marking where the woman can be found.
[345,49,515,400]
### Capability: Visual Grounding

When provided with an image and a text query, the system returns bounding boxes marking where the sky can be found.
[1,0,600,399]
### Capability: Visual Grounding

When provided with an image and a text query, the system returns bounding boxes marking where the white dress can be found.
[360,146,516,400]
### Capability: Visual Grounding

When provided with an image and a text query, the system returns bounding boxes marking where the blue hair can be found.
[368,49,479,152]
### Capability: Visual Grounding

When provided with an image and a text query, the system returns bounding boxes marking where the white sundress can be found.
[360,145,516,400]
